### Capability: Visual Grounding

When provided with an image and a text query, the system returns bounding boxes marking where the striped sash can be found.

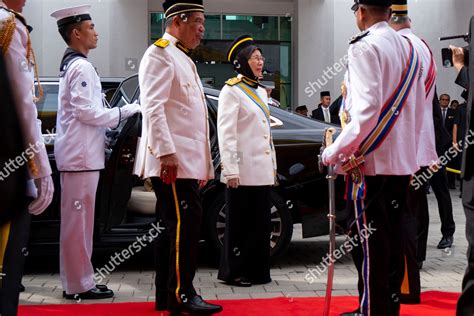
[341,38,420,316]
[421,39,436,99]
[236,82,270,122]
[236,82,273,149]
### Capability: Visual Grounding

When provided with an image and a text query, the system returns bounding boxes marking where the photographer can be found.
[451,39,474,315]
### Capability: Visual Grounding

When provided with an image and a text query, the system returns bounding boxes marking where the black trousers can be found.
[430,166,456,237]
[0,204,31,316]
[151,178,202,309]
[218,186,271,284]
[348,175,410,316]
[399,168,429,304]
[456,175,474,315]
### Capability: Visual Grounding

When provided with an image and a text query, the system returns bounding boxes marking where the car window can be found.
[206,94,219,112]
[35,83,59,134]
[110,76,139,108]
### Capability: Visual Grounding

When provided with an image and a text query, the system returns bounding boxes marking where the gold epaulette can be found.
[0,12,16,55]
[225,77,242,86]
[154,38,170,48]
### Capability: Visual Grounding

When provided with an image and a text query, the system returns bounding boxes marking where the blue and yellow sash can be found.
[237,82,273,149]
[341,38,420,316]
[236,82,271,125]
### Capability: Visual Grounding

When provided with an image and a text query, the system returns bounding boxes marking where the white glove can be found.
[29,176,54,215]
[322,145,337,166]
[121,103,141,119]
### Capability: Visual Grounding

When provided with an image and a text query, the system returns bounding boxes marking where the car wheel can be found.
[206,191,293,259]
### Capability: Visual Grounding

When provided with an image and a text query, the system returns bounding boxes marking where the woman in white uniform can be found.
[217,35,277,287]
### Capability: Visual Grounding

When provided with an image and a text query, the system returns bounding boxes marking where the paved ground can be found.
[20,188,467,305]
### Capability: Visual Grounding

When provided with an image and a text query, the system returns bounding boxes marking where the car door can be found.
[96,75,142,231]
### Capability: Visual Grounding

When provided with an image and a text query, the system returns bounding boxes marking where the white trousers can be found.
[59,171,100,294]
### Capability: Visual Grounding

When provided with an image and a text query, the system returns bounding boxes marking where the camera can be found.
[440,21,471,68]
[441,46,470,68]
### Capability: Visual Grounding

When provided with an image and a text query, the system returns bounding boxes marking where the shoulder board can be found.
[0,10,16,53]
[349,30,370,44]
[154,38,170,48]
[2,7,27,27]
[225,77,242,86]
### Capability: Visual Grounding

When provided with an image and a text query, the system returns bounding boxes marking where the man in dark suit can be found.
[440,94,456,133]
[426,92,456,250]
[454,26,474,314]
[311,91,340,125]
[440,93,458,188]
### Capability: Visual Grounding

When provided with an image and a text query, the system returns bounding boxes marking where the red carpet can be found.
[19,291,459,315]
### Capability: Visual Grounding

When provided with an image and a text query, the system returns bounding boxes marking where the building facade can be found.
[26,0,474,112]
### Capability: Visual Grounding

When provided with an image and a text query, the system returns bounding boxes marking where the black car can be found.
[30,75,345,258]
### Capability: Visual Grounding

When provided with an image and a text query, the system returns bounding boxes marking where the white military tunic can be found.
[217,75,277,186]
[398,28,438,168]
[1,3,52,187]
[134,32,214,181]
[55,57,121,171]
[323,22,425,176]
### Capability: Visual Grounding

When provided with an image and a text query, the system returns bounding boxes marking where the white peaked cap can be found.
[50,4,92,28]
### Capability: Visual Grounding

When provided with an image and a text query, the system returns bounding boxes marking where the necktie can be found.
[324,108,330,123]
[442,109,446,123]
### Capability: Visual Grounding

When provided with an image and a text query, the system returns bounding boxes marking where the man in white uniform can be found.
[322,0,425,315]
[389,0,438,305]
[134,0,222,314]
[50,5,140,300]
[0,1,54,314]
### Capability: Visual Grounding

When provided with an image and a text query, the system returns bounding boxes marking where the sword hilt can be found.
[318,127,337,173]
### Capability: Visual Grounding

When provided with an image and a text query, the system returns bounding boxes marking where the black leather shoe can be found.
[178,294,223,315]
[437,236,454,249]
[19,284,25,292]
[63,285,114,300]
[417,261,423,269]
[227,277,251,287]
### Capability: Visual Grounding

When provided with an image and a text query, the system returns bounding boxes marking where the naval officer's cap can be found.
[391,0,408,16]
[50,4,92,28]
[163,0,204,19]
[351,0,392,11]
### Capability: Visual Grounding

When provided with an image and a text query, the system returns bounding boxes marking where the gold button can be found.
[262,120,266,124]
[264,135,268,139]
[265,150,270,155]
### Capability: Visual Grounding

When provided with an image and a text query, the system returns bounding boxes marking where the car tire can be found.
[206,190,293,259]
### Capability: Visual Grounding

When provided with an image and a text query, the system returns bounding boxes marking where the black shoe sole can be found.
[63,291,114,300]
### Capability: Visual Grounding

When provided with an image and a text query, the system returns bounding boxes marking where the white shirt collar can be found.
[367,21,390,34]
[162,32,179,46]
[398,28,413,36]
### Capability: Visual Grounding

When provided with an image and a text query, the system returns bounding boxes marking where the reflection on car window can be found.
[120,76,139,102]
[270,116,284,128]
[35,83,59,133]
[110,76,139,108]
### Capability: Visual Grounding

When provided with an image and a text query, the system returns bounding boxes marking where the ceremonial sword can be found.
[318,127,337,316]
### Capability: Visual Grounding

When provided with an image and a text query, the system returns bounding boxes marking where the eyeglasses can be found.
[250,56,265,62]
[351,4,360,15]
[351,1,361,14]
